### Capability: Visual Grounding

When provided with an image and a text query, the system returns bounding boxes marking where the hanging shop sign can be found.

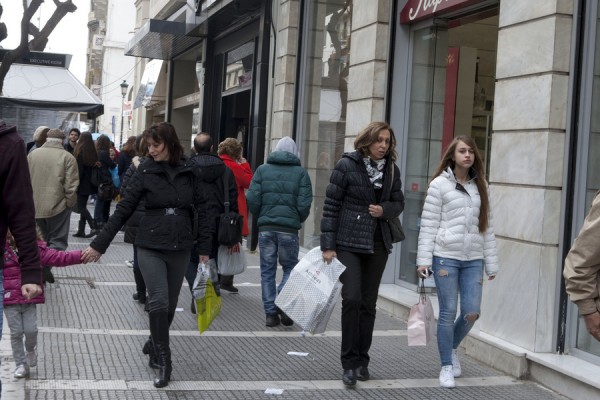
[400,0,480,24]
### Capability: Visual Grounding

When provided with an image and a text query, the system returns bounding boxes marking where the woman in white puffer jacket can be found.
[416,136,498,389]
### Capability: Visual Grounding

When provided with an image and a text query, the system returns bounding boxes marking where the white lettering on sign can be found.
[409,0,449,21]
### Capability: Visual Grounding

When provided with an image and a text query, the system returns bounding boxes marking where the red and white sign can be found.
[400,0,480,24]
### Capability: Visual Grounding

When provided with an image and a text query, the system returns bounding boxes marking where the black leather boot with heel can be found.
[149,311,172,388]
[84,220,98,238]
[73,220,86,238]
[141,337,159,369]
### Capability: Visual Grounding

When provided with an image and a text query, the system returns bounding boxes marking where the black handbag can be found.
[387,163,405,242]
[388,217,406,242]
[218,171,243,246]
[90,165,103,187]
[97,181,117,201]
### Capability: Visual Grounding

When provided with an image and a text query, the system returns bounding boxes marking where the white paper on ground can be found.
[287,351,309,356]
[175,307,184,312]
[265,388,284,395]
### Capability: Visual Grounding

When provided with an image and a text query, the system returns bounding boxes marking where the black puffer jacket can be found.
[190,152,238,227]
[90,157,211,254]
[189,152,238,259]
[320,151,404,254]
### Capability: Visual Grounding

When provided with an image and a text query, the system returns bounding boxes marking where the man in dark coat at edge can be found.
[0,120,44,390]
[185,133,239,311]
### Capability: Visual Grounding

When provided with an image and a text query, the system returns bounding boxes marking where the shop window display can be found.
[298,0,352,248]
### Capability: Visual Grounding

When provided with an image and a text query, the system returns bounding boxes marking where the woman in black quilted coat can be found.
[82,123,211,389]
[321,121,404,386]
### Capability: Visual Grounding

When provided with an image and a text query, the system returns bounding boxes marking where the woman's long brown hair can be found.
[431,136,489,232]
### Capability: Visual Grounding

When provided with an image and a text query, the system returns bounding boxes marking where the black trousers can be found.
[77,194,94,228]
[337,241,388,370]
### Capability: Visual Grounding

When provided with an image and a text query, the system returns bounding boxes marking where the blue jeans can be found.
[259,231,299,316]
[432,256,483,367]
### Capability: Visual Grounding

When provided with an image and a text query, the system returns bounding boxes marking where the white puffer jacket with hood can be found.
[416,167,498,276]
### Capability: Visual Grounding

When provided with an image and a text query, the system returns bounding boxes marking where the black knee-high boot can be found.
[142,336,159,369]
[150,311,172,388]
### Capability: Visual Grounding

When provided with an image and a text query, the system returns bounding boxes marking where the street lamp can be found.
[119,80,129,148]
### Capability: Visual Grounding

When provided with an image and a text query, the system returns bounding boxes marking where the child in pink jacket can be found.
[3,230,86,379]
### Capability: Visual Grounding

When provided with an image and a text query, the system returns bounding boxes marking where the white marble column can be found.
[344,0,392,150]
[480,0,573,352]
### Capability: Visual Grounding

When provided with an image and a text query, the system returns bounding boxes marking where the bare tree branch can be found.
[0,0,77,94]
[30,0,77,51]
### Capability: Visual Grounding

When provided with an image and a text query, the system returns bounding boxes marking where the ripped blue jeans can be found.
[432,256,483,367]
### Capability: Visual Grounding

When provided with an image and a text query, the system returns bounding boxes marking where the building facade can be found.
[124,1,600,397]
[86,0,135,144]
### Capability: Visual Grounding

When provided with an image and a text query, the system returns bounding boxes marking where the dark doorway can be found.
[220,90,251,161]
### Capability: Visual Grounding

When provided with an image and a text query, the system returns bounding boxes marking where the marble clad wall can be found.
[479,0,572,352]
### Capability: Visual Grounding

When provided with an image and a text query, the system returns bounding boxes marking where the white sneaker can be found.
[451,349,461,377]
[439,365,455,388]
[125,260,134,268]
[14,364,29,378]
[27,350,37,367]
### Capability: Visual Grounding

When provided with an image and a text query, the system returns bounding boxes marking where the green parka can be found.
[246,150,312,234]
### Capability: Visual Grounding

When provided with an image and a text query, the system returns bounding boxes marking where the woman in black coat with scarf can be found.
[321,121,405,386]
[82,123,212,388]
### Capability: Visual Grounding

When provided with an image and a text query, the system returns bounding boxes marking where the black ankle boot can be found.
[84,220,98,238]
[133,268,147,304]
[141,337,159,369]
[73,221,86,237]
[342,369,356,386]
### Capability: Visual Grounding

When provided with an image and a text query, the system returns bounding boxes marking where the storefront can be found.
[568,0,600,362]
[389,0,499,287]
[389,0,600,372]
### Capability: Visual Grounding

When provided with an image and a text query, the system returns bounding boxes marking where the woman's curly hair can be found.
[217,137,243,160]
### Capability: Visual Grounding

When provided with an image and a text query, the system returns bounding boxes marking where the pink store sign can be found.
[400,0,481,24]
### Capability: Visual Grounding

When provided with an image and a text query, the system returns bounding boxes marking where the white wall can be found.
[97,0,136,143]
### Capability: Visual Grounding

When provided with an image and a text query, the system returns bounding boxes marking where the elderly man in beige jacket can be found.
[27,128,79,283]
[564,191,600,342]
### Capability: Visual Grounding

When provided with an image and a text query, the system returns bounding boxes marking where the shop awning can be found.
[125,19,205,60]
[133,59,166,109]
[0,63,104,115]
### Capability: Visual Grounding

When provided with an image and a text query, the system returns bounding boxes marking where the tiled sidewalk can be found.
[0,209,568,399]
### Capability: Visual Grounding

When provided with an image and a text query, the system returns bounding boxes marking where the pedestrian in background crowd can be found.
[3,229,88,379]
[64,128,80,154]
[186,133,238,300]
[218,137,253,292]
[321,121,404,387]
[72,132,100,238]
[82,122,212,388]
[564,191,600,342]
[120,134,148,305]
[0,119,44,393]
[416,135,498,389]
[27,128,79,284]
[118,136,137,183]
[94,135,116,229]
[26,126,49,154]
[247,136,312,328]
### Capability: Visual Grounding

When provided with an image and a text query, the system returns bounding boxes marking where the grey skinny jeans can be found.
[137,247,190,315]
[4,304,37,366]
